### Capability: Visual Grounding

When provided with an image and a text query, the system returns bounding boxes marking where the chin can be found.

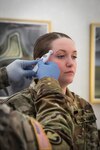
[59,79,73,87]
[59,76,74,85]
[66,79,73,84]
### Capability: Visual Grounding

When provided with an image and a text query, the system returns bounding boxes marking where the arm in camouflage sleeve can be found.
[0,67,10,89]
[30,77,75,150]
[0,74,74,150]
[4,77,74,150]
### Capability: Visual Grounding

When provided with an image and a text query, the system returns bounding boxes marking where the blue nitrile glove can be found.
[36,60,60,80]
[6,59,38,83]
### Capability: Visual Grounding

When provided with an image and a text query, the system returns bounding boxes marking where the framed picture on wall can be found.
[90,23,100,103]
[0,18,51,68]
[0,18,51,97]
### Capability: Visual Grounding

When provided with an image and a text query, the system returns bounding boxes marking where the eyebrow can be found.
[56,49,77,53]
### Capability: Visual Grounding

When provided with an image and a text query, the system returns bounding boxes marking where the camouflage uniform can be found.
[0,67,9,89]
[1,77,100,150]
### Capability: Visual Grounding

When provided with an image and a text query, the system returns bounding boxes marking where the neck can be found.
[58,80,68,94]
[60,85,67,94]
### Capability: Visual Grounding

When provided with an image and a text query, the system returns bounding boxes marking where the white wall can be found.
[0,0,100,128]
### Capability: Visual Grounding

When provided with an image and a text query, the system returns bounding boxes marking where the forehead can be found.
[51,37,77,53]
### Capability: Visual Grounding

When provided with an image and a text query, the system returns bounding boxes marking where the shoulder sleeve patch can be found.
[45,129,62,145]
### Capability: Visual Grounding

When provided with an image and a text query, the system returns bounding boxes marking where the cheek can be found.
[56,62,63,71]
[51,60,63,72]
[48,57,63,72]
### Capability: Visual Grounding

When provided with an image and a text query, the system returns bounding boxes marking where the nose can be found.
[66,57,73,67]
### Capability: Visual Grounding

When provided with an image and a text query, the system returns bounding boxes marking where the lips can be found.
[64,71,74,75]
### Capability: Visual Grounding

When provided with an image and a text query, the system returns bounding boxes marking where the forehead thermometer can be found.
[33,50,53,73]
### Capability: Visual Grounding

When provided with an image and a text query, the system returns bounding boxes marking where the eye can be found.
[72,55,77,59]
[56,55,65,59]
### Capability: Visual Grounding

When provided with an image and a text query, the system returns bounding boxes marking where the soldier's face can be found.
[48,37,77,87]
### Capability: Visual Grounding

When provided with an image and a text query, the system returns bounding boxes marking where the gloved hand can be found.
[36,60,60,80]
[6,59,38,83]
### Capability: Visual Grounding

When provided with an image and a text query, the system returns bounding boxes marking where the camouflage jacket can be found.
[0,67,9,89]
[3,77,100,150]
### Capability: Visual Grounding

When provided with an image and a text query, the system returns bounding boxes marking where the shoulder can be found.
[2,87,36,116]
[5,88,32,105]
[71,91,95,113]
[70,91,97,123]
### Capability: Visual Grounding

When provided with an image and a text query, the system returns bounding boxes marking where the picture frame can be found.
[0,18,51,97]
[90,23,100,103]
[0,18,51,68]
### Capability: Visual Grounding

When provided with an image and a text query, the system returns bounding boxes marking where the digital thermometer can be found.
[33,50,53,73]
